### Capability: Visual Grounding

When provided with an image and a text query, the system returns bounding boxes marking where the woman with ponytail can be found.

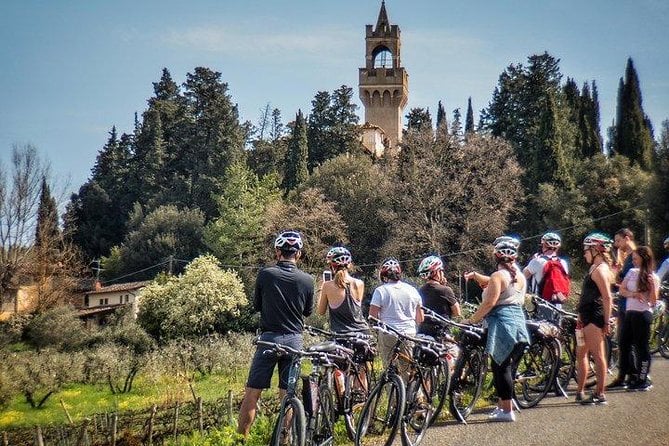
[463,239,529,422]
[618,246,660,391]
[576,232,615,405]
[317,247,368,333]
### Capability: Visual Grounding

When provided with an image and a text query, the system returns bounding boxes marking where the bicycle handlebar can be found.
[530,294,578,319]
[305,325,373,341]
[255,339,350,365]
[422,308,485,336]
[367,315,447,350]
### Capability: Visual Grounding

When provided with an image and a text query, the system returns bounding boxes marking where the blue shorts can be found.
[246,332,303,390]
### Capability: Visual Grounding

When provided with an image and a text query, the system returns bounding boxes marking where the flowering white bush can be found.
[138,255,248,340]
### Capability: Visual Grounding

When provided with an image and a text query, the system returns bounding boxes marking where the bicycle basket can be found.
[527,320,559,340]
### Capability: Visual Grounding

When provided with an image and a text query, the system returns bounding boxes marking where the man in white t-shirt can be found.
[523,232,570,303]
[369,258,423,369]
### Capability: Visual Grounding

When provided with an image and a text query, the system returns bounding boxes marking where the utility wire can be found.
[99,204,644,281]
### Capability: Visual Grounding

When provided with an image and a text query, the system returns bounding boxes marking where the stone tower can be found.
[359,1,409,149]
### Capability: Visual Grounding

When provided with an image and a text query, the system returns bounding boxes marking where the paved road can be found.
[422,356,669,446]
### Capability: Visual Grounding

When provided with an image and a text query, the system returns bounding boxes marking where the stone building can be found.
[359,1,409,156]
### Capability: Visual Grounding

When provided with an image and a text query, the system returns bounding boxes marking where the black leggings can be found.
[620,310,652,381]
[490,343,526,401]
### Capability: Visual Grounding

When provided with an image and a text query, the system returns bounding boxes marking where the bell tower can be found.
[359,1,409,149]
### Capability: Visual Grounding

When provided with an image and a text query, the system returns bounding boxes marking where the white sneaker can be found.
[488,407,503,418]
[488,409,516,422]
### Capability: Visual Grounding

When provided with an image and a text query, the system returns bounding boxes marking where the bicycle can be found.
[515,310,562,408]
[360,316,439,446]
[649,284,669,358]
[423,308,487,424]
[256,339,352,446]
[305,325,378,441]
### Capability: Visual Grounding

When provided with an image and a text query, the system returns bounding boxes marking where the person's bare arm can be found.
[369,304,380,319]
[466,272,502,324]
[592,265,613,335]
[316,284,329,316]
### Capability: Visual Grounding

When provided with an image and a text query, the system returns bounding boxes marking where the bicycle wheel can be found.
[606,331,620,376]
[344,363,372,441]
[427,358,450,426]
[649,312,666,354]
[514,341,557,409]
[659,323,669,359]
[556,336,575,390]
[448,348,487,423]
[355,373,405,446]
[271,396,306,446]
[401,372,434,446]
[312,385,335,444]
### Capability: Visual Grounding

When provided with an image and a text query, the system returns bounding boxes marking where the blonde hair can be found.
[334,266,350,289]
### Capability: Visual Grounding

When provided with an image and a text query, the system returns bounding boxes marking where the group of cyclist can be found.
[236,228,669,439]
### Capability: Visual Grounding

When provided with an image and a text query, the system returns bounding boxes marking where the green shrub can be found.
[24,305,86,351]
[138,255,248,341]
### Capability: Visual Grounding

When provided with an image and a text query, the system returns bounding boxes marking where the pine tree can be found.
[451,108,463,140]
[283,110,309,192]
[613,58,654,170]
[307,91,333,171]
[405,108,433,132]
[465,97,475,135]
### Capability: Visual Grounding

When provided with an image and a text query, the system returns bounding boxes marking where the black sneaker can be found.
[577,392,595,405]
[594,393,608,405]
[628,381,653,392]
[607,378,627,390]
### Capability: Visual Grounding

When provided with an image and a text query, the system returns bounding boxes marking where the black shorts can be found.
[246,332,303,390]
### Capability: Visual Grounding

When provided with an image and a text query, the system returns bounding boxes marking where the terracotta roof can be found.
[77,303,128,317]
[86,281,149,295]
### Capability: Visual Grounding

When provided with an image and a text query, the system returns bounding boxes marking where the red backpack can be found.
[538,257,571,303]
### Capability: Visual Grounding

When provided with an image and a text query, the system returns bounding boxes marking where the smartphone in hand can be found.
[322,270,333,282]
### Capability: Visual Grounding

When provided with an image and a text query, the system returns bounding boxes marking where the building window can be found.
[373,49,393,68]
[104,298,108,305]
[125,295,130,303]
[99,299,104,306]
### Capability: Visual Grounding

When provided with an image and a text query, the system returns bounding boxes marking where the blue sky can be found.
[1,0,668,199]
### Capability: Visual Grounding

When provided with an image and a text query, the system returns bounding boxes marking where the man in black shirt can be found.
[237,230,314,438]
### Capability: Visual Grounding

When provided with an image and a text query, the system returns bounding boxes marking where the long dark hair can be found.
[635,246,655,292]
[496,257,517,283]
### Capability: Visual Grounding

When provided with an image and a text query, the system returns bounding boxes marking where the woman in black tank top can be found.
[316,247,368,333]
[576,233,614,405]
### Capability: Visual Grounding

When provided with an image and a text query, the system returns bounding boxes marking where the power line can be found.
[98,204,644,281]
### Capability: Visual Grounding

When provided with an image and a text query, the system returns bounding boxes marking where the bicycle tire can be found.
[311,384,335,445]
[514,341,557,409]
[427,359,450,426]
[649,313,666,354]
[448,348,487,423]
[343,363,372,441]
[271,396,306,446]
[355,373,405,446]
[401,372,434,446]
[659,324,669,359]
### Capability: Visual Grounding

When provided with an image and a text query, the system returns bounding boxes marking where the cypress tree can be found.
[436,101,447,131]
[465,97,475,135]
[613,58,654,170]
[35,177,60,249]
[282,110,309,192]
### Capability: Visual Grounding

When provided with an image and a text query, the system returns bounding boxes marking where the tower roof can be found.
[375,1,390,33]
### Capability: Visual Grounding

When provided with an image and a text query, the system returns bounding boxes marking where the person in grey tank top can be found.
[317,246,368,333]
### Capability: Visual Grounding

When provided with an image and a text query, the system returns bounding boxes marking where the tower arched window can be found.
[373,49,393,68]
